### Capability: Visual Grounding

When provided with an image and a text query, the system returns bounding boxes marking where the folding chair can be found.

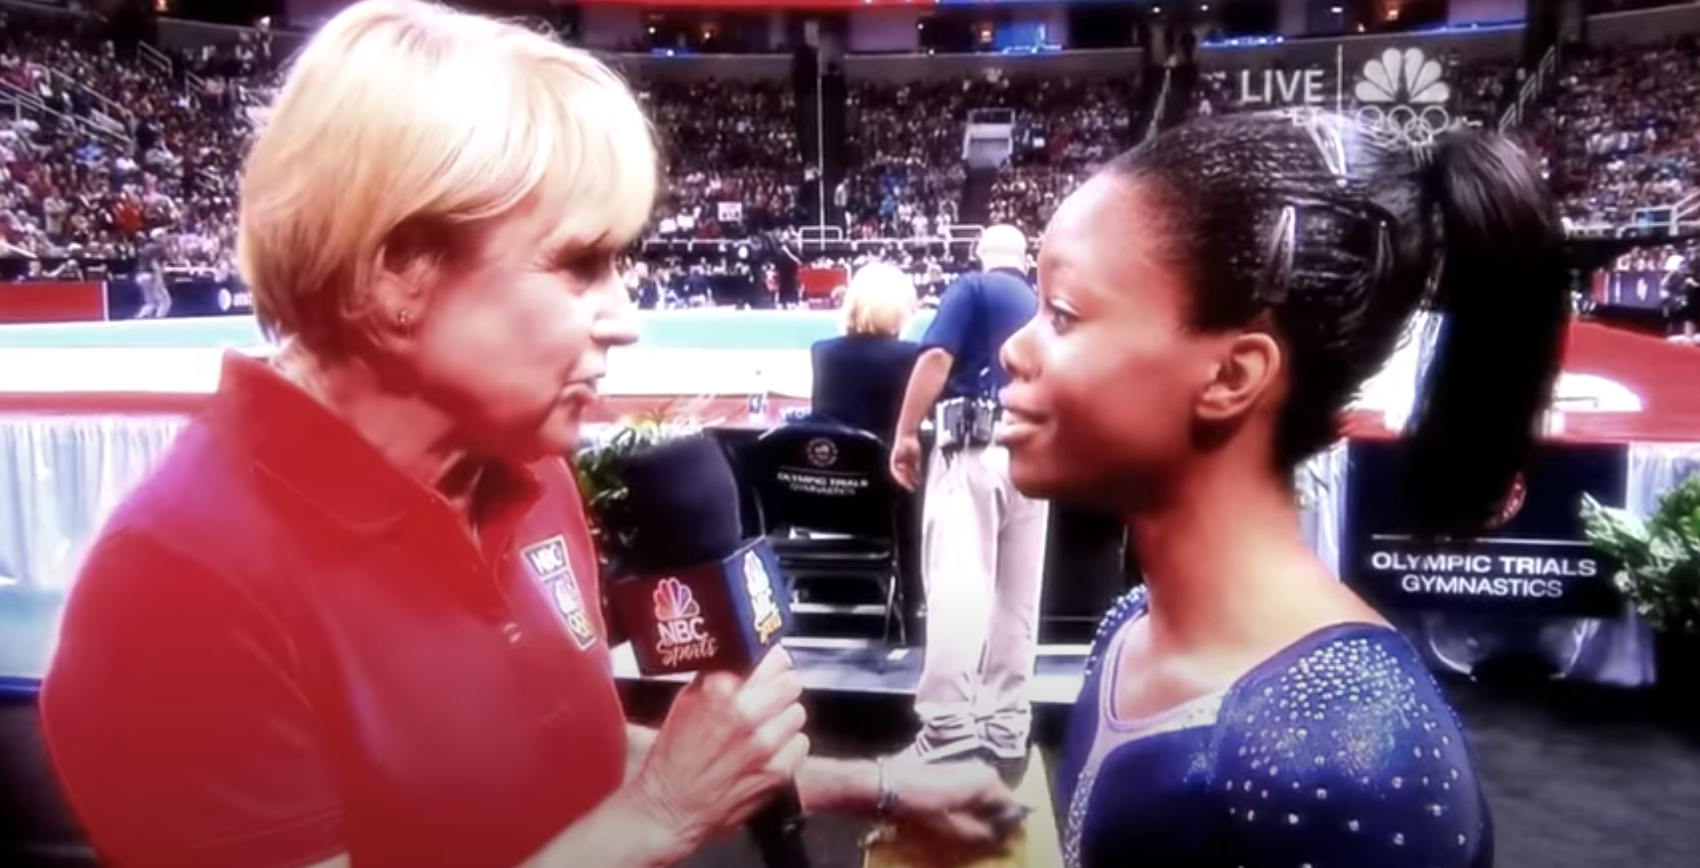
[738,422,907,653]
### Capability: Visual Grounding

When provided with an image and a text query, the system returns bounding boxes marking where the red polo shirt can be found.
[40,354,628,868]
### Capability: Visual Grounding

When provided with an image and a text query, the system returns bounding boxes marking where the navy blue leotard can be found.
[1054,588,1493,868]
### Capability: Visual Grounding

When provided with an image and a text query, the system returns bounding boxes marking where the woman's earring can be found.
[395,309,413,332]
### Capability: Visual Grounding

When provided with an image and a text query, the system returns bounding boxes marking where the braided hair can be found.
[1103,111,1568,535]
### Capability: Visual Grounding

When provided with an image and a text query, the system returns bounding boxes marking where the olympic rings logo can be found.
[1280,103,1479,150]
[1355,104,1474,148]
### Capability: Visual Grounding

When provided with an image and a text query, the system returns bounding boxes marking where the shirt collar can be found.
[205,352,542,537]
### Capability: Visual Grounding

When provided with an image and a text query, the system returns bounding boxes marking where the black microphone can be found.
[603,435,811,868]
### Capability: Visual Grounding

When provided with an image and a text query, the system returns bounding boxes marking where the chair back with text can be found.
[744,423,897,539]
[739,423,907,648]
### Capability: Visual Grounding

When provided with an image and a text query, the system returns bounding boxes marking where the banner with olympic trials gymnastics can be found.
[1340,441,1628,619]
[1224,45,1478,147]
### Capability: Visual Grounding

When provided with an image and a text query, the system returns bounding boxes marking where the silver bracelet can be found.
[875,756,899,820]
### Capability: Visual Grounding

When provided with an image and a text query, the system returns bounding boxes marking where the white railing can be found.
[43,65,131,127]
[0,80,35,107]
[137,41,171,77]
[1143,67,1173,143]
[645,226,995,247]
[0,88,23,121]
[966,108,1015,125]
[1565,218,1700,240]
[83,106,128,140]
[1676,192,1700,222]
[1500,44,1559,133]
[946,224,985,245]
[135,40,209,101]
[797,226,845,243]
[0,79,124,145]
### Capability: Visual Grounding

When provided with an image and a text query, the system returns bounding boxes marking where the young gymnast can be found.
[996,111,1569,868]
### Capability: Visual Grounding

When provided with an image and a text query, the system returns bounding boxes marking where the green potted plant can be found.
[572,397,730,577]
[1580,474,1700,696]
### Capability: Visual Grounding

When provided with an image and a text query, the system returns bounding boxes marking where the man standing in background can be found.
[889,224,1048,784]
[133,228,170,319]
[627,261,661,310]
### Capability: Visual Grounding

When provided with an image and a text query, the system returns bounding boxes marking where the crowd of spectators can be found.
[1,5,1697,301]
[842,80,975,239]
[1533,37,1700,229]
[0,6,277,278]
[639,78,804,239]
[989,77,1132,233]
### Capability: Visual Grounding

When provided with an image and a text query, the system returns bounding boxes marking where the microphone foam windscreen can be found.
[619,435,745,570]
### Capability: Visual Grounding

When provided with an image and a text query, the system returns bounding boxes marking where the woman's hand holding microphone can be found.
[600,648,1025,867]
[624,647,809,854]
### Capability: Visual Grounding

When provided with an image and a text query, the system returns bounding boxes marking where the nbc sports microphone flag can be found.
[606,538,792,676]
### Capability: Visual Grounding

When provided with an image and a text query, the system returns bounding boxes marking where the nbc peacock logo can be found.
[653,578,718,666]
[653,577,701,622]
[1355,47,1450,107]
[1351,47,1464,147]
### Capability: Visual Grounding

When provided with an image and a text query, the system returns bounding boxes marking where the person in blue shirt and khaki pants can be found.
[889,225,1049,786]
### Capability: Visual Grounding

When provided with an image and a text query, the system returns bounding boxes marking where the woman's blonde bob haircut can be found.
[238,0,657,353]
[841,263,918,338]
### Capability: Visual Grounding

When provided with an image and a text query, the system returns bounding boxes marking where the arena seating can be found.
[1533,37,1700,229]
[641,78,803,239]
[1,4,1697,298]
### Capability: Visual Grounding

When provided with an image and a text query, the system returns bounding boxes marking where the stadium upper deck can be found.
[0,0,1696,276]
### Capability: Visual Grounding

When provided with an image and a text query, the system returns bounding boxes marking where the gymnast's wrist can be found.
[875,756,900,820]
[795,756,882,816]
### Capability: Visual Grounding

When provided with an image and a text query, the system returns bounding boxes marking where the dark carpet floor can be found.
[3,675,1696,868]
[1440,676,1700,868]
[621,675,1700,868]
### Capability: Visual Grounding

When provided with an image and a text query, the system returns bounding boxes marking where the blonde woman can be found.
[810,262,922,441]
[39,4,1012,868]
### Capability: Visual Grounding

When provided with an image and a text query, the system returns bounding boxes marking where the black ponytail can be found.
[1103,112,1568,534]
[1399,132,1569,536]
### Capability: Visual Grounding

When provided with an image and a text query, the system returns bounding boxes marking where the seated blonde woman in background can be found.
[810,262,923,441]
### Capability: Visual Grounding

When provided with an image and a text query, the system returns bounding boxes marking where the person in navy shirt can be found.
[890,225,1050,778]
[996,111,1571,867]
